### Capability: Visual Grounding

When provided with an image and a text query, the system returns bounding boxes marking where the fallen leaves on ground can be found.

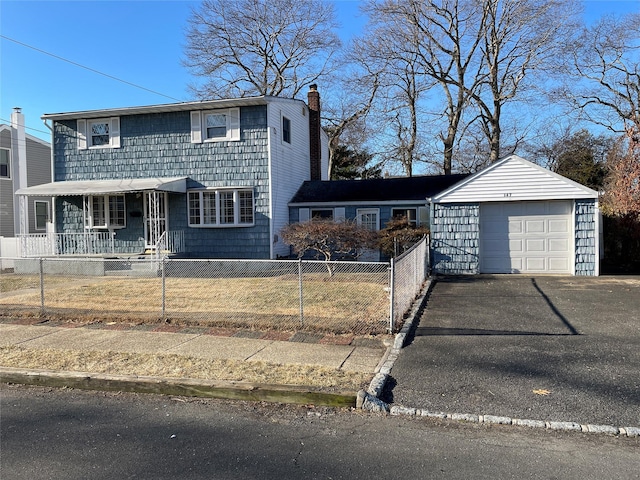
[532,389,551,396]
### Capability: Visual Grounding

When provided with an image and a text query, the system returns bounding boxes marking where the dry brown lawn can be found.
[0,345,371,392]
[0,274,390,334]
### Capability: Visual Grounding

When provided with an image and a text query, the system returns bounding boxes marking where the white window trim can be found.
[78,117,120,150]
[34,200,50,231]
[83,194,126,230]
[188,188,254,228]
[190,108,240,143]
[0,147,10,179]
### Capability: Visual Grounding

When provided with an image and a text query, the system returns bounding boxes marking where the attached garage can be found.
[480,200,573,274]
[429,155,600,276]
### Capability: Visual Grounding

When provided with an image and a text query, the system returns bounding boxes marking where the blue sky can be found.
[1,0,637,142]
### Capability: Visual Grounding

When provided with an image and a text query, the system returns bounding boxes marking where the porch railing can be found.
[18,231,184,257]
[19,232,115,257]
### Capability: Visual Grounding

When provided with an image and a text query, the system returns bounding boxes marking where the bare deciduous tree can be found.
[280,219,378,274]
[361,0,577,173]
[184,0,341,98]
[364,0,487,174]
[471,0,580,163]
[322,65,380,179]
[568,13,640,133]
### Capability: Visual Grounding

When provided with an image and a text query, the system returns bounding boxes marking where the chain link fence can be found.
[390,236,429,331]
[1,257,392,335]
[1,242,430,334]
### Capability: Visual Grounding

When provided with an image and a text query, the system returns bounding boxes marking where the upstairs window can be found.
[188,188,254,227]
[0,148,9,178]
[84,195,126,229]
[77,117,121,149]
[89,120,110,146]
[190,108,240,143]
[282,116,291,144]
[205,113,228,139]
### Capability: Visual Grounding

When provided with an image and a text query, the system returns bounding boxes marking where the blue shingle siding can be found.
[575,199,597,276]
[53,106,272,259]
[430,203,480,274]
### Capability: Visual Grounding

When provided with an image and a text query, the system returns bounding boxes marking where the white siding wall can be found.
[320,129,329,181]
[267,99,312,258]
[435,155,598,203]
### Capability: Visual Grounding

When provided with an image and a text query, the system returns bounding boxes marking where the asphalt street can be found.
[384,275,640,428]
[2,385,639,480]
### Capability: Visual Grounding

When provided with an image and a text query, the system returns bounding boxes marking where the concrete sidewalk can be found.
[0,320,389,406]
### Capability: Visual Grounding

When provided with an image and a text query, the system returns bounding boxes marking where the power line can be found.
[1,35,182,102]
[0,118,50,136]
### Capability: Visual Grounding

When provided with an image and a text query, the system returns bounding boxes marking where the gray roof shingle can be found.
[289,174,469,204]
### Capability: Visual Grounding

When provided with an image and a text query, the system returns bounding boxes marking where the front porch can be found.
[15,177,188,259]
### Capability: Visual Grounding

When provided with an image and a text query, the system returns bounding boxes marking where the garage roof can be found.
[430,155,598,203]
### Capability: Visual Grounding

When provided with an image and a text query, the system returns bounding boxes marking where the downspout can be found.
[42,118,56,234]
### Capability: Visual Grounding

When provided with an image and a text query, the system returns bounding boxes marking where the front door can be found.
[144,192,168,249]
[356,208,380,261]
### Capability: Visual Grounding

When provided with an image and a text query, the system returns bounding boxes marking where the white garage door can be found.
[480,201,573,274]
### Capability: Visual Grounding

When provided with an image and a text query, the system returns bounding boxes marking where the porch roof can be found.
[16,177,187,196]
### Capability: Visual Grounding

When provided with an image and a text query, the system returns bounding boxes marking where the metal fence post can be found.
[389,258,395,333]
[39,257,45,315]
[298,259,304,327]
[161,258,166,321]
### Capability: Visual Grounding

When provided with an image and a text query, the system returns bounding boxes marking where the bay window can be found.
[188,188,254,227]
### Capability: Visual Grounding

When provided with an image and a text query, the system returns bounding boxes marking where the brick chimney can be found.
[307,84,322,181]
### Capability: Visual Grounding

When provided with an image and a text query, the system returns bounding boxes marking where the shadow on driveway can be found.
[386,275,640,427]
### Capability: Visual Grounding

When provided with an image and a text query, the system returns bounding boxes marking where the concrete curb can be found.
[357,278,640,438]
[0,367,357,408]
[357,278,434,413]
[388,406,640,438]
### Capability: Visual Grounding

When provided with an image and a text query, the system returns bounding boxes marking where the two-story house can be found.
[16,86,328,259]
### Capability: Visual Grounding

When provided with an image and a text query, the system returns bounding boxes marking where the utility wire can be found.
[1,35,182,102]
[0,118,50,136]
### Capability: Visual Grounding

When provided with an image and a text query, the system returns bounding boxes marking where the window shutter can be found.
[298,208,310,223]
[77,119,87,150]
[334,207,346,221]
[228,108,240,141]
[190,111,202,143]
[418,206,429,227]
[110,117,121,148]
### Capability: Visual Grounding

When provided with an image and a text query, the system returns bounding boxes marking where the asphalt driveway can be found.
[384,275,640,428]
